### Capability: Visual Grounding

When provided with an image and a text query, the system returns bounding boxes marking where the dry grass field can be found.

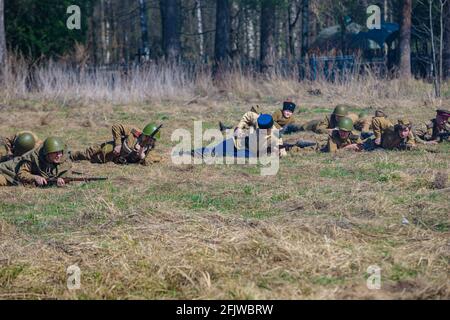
[0,70,449,299]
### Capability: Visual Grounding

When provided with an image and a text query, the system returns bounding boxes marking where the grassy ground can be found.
[0,86,449,299]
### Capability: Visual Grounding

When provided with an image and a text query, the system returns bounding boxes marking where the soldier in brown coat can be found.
[0,131,41,163]
[367,119,416,151]
[70,123,162,166]
[220,100,302,135]
[323,117,363,153]
[15,137,73,187]
[371,110,393,146]
[414,109,450,145]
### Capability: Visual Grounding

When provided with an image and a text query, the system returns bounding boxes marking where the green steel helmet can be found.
[358,110,369,118]
[333,104,349,117]
[142,123,161,139]
[42,137,65,155]
[338,117,354,132]
[13,133,36,156]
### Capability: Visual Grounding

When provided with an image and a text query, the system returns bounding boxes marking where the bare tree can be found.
[288,0,301,60]
[245,5,256,60]
[195,0,205,60]
[399,0,412,78]
[138,0,150,60]
[301,0,309,59]
[260,0,276,74]
[214,0,230,68]
[444,0,450,79]
[0,0,6,78]
[160,0,181,61]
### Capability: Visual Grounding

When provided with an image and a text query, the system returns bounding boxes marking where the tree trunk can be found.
[444,0,450,79]
[214,0,231,69]
[160,0,181,61]
[399,0,412,78]
[260,0,276,74]
[139,0,150,60]
[0,0,6,78]
[301,0,309,59]
[245,6,256,59]
[195,0,205,60]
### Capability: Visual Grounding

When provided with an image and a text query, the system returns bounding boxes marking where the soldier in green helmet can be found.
[13,136,73,187]
[323,117,363,153]
[300,104,368,134]
[70,122,162,165]
[0,131,41,163]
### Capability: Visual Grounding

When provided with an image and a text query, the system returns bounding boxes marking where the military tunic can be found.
[0,131,41,163]
[15,146,72,185]
[236,106,261,131]
[372,116,393,142]
[271,109,296,129]
[380,127,416,150]
[71,123,161,166]
[325,130,362,153]
[414,119,450,143]
[0,156,23,186]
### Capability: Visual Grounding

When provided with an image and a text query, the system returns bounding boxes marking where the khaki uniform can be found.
[0,131,41,163]
[272,109,296,129]
[380,127,416,150]
[414,119,450,143]
[325,130,362,153]
[71,123,161,166]
[354,116,372,132]
[0,157,23,186]
[235,126,286,157]
[236,106,261,131]
[372,116,393,141]
[16,146,73,185]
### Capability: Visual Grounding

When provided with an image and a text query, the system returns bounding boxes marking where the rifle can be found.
[280,140,317,151]
[46,176,108,185]
[149,124,163,140]
[437,131,449,142]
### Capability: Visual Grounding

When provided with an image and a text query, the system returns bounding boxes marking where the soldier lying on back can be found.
[71,123,162,166]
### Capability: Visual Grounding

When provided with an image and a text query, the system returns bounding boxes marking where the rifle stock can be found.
[47,176,108,185]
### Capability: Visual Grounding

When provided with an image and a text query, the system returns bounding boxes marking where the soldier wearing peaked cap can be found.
[414,109,450,144]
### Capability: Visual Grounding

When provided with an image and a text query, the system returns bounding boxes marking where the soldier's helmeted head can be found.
[337,117,353,139]
[375,110,387,118]
[13,133,36,156]
[358,110,369,119]
[42,137,65,164]
[333,104,349,122]
[141,123,160,145]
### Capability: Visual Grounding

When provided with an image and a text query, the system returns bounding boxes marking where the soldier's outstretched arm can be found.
[111,123,132,146]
